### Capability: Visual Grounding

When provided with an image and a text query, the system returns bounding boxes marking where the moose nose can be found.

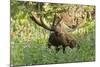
[72,25,76,29]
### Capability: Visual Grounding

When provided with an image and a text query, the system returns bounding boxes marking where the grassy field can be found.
[11,31,95,66]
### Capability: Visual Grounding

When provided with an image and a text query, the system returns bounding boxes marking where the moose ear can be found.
[51,13,62,27]
[52,13,57,26]
[55,15,63,26]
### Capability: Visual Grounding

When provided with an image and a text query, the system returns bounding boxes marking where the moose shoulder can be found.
[30,12,79,53]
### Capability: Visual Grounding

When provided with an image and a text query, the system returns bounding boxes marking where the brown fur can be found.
[48,21,76,53]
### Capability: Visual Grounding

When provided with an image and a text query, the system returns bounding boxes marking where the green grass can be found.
[10,32,95,66]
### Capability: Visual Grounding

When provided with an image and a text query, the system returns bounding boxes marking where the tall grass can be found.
[11,31,95,66]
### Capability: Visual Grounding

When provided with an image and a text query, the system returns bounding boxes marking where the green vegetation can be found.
[10,0,95,66]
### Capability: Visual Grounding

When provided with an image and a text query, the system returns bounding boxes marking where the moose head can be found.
[30,12,80,53]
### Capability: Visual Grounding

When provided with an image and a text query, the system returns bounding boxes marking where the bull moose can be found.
[30,12,81,53]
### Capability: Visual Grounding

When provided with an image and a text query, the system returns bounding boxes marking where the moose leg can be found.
[47,43,51,49]
[77,44,80,49]
[55,46,60,53]
[62,45,66,53]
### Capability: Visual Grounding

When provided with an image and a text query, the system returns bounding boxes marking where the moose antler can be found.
[30,12,63,32]
[30,12,54,31]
